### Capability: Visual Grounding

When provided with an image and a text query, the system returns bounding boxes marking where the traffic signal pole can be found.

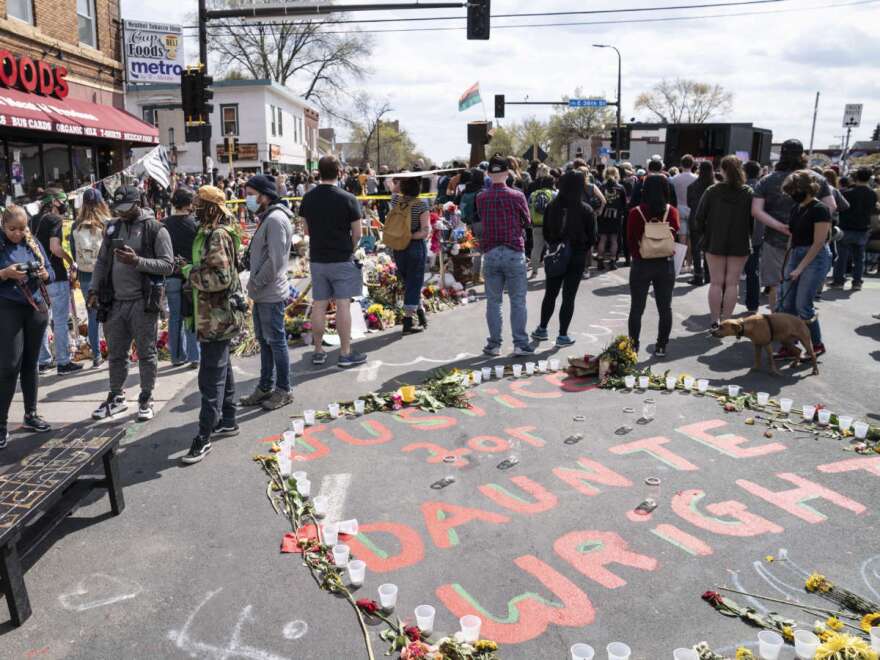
[198,0,210,179]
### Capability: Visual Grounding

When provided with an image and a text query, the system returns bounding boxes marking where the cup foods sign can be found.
[124,21,184,84]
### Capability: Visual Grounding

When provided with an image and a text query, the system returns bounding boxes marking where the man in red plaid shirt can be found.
[476,154,535,356]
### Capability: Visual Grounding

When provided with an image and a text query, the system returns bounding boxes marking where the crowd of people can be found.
[0,142,878,462]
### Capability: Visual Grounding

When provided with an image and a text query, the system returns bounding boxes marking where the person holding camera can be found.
[164,186,200,367]
[89,186,174,422]
[179,186,247,464]
[0,205,54,448]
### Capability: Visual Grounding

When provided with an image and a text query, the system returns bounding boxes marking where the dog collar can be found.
[735,325,744,340]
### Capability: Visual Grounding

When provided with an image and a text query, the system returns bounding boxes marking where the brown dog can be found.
[711,313,819,375]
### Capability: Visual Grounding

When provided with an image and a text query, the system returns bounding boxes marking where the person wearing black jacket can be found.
[164,186,200,367]
[530,170,596,347]
[687,161,716,286]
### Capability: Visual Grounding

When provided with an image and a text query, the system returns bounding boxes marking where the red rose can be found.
[356,599,380,614]
[404,625,421,641]
[701,591,723,606]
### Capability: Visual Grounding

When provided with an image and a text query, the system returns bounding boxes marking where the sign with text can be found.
[568,98,607,108]
[843,104,863,128]
[269,144,281,161]
[123,21,184,84]
[216,143,258,161]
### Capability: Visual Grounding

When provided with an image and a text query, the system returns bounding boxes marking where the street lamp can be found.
[593,44,622,163]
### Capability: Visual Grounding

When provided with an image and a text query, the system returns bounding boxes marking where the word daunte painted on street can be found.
[258,377,875,646]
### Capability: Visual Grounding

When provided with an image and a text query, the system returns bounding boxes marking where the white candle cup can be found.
[802,404,817,422]
[459,615,481,643]
[378,583,398,611]
[779,398,793,414]
[481,367,492,381]
[639,375,650,390]
[854,421,870,439]
[292,418,305,435]
[292,470,307,482]
[642,401,656,421]
[354,399,366,415]
[512,364,523,378]
[838,415,853,432]
[757,391,770,406]
[525,362,536,376]
[683,376,695,391]
[666,376,676,391]
[347,559,366,587]
[312,495,329,518]
[606,642,631,660]
[332,544,350,567]
[697,379,709,393]
[338,519,359,535]
[538,360,549,372]
[461,296,469,305]
[322,523,339,546]
[871,625,880,651]
[794,629,819,659]
[494,365,505,379]
[569,643,595,660]
[549,358,561,372]
[297,478,311,498]
[303,409,316,426]
[624,375,636,389]
[414,605,436,635]
[728,384,741,397]
[757,630,783,660]
[817,409,832,426]
[673,650,699,660]
[472,370,482,385]
[328,403,340,419]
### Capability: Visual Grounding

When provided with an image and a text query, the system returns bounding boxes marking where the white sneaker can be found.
[136,398,154,422]
[92,395,128,420]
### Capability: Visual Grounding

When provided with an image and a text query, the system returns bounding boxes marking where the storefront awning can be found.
[0,87,159,144]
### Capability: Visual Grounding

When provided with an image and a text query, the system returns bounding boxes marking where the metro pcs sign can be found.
[0,51,69,99]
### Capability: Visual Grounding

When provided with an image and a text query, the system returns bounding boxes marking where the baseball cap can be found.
[478,161,490,171]
[487,153,509,174]
[111,185,140,213]
[781,139,804,157]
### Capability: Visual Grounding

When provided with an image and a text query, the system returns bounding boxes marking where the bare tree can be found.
[635,78,733,123]
[350,93,392,165]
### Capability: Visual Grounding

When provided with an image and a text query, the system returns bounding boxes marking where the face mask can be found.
[790,191,808,204]
[245,195,259,213]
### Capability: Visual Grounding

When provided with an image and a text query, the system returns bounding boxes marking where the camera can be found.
[16,260,42,277]
[229,291,249,313]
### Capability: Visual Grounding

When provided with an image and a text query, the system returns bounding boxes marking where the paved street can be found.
[1,269,879,659]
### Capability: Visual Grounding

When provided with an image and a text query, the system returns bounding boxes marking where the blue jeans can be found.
[483,246,529,349]
[780,245,832,346]
[77,272,101,359]
[832,229,869,285]
[166,277,200,364]
[253,301,290,392]
[40,281,71,366]
[393,240,427,311]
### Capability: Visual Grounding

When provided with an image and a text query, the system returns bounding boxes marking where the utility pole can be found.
[593,44,622,163]
[198,0,210,178]
[808,91,820,156]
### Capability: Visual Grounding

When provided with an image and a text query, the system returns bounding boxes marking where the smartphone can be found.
[112,238,126,251]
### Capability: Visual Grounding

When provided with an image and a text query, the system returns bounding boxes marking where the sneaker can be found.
[596,260,605,271]
[482,344,501,357]
[691,276,705,287]
[261,389,294,410]
[812,342,827,357]
[654,345,667,358]
[92,356,103,369]
[38,360,56,374]
[556,335,576,347]
[22,413,51,433]
[171,361,186,367]
[189,361,199,369]
[212,422,240,438]
[92,394,128,420]
[609,261,618,270]
[338,352,368,368]
[136,395,154,422]
[240,386,273,407]
[529,268,539,279]
[312,351,328,366]
[513,344,536,356]
[181,436,212,465]
[531,327,549,342]
[852,281,863,291]
[57,362,84,375]
[827,281,845,289]
[0,430,7,449]
[582,270,591,280]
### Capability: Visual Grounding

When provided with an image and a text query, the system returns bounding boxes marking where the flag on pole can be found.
[142,145,173,189]
[458,82,482,112]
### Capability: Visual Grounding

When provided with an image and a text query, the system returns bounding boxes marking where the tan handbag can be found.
[636,205,675,259]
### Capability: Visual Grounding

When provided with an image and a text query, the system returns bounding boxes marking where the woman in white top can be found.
[71,188,110,367]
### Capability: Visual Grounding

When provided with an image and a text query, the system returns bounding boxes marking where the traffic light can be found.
[610,126,631,151]
[494,94,505,119]
[180,65,213,123]
[185,123,211,143]
[467,0,490,40]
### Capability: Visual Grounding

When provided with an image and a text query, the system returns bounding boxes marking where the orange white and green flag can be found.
[458,82,481,112]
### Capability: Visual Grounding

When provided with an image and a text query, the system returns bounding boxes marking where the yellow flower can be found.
[765,555,775,563]
[618,341,627,350]
[826,616,845,631]
[736,648,756,660]
[815,632,879,660]
[474,640,498,652]
[367,303,385,315]
[269,443,281,453]
[782,626,794,642]
[861,612,880,632]
[806,572,834,593]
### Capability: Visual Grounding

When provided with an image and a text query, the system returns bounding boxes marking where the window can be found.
[277,108,283,136]
[221,104,239,136]
[77,0,97,47]
[270,106,276,137]
[7,0,33,24]
[143,107,157,126]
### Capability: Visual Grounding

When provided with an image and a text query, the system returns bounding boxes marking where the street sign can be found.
[568,98,607,108]
[598,147,610,157]
[843,104,863,128]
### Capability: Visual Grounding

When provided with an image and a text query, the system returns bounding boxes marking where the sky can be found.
[122,0,880,164]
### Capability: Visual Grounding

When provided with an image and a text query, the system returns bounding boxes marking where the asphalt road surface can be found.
[2,268,879,659]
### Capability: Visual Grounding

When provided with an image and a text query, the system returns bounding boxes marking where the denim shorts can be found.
[310,260,363,301]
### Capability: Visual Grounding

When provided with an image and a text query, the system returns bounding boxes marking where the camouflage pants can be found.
[105,300,159,398]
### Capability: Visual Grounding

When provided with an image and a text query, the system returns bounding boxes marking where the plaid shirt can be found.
[475,183,531,253]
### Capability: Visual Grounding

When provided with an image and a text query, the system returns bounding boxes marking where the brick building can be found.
[0,0,157,202]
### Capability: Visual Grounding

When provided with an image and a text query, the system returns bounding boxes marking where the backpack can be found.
[529,189,553,227]
[635,206,675,259]
[383,198,413,250]
[459,191,479,224]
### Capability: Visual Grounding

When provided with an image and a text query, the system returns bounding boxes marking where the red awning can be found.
[0,87,158,144]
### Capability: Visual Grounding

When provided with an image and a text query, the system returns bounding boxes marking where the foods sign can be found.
[124,21,184,84]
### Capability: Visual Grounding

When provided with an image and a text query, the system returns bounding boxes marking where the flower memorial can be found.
[566,335,638,381]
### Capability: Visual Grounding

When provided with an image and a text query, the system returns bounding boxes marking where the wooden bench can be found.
[0,423,125,626]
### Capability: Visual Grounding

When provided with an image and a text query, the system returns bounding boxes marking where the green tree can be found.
[547,91,613,163]
[488,124,518,158]
[635,78,733,123]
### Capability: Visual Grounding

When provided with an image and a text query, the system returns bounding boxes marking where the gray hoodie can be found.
[91,208,174,301]
[247,204,293,303]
